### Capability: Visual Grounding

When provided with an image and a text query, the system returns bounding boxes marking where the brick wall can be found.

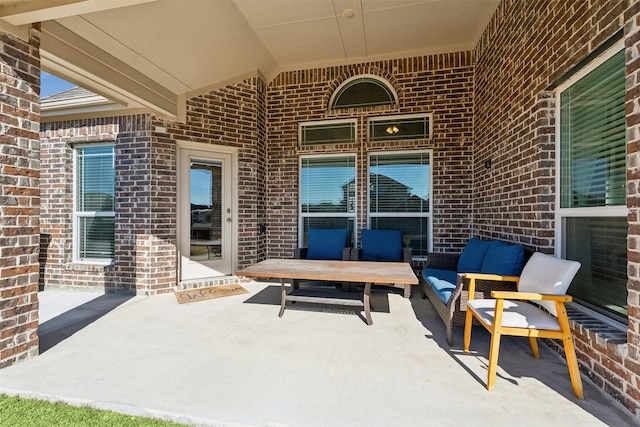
[39,76,266,292]
[625,0,640,415]
[266,56,475,258]
[474,0,639,416]
[0,25,40,367]
[40,115,177,295]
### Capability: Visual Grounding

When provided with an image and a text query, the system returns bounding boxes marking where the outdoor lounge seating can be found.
[350,229,413,298]
[293,227,351,289]
[294,227,351,261]
[463,252,583,399]
[421,238,530,345]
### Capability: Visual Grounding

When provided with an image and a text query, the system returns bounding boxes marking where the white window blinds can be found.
[560,49,626,208]
[301,156,356,214]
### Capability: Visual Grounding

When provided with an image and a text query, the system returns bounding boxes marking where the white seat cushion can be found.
[467,299,561,330]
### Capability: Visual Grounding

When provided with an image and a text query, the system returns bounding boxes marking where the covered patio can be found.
[2,0,640,423]
[0,285,635,426]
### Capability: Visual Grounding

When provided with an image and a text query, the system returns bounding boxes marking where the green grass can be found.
[0,394,188,427]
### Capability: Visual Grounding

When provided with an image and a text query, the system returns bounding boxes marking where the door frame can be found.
[177,141,238,281]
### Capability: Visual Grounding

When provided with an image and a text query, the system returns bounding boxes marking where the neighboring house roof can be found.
[41,86,125,119]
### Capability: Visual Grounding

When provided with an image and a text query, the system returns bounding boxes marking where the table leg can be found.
[279,278,286,317]
[364,282,373,325]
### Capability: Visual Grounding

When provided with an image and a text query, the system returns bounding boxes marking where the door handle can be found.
[226,218,232,223]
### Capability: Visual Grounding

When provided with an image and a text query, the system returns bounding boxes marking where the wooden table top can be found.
[236,258,418,285]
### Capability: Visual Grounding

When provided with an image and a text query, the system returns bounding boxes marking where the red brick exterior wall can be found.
[266,56,475,257]
[39,76,267,292]
[40,116,177,294]
[0,25,41,367]
[474,0,639,415]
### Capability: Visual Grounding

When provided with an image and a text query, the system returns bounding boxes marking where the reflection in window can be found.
[190,161,222,260]
[300,155,356,246]
[369,151,431,256]
[369,114,431,141]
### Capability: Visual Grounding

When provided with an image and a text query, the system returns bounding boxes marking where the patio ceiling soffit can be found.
[1,0,500,121]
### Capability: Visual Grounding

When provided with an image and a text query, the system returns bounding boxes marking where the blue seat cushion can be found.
[457,238,494,273]
[361,229,403,262]
[422,268,459,304]
[306,228,348,260]
[480,241,525,276]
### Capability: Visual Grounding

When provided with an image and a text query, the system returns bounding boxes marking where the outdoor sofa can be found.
[421,238,532,345]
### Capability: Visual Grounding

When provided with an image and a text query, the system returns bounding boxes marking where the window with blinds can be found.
[557,45,627,321]
[75,145,115,262]
[560,49,626,208]
[299,155,356,246]
[368,151,431,256]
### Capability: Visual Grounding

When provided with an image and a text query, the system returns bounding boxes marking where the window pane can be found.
[301,156,356,213]
[302,217,355,247]
[560,50,626,208]
[369,217,429,257]
[370,152,430,213]
[332,77,395,109]
[300,121,356,145]
[79,216,115,260]
[369,115,430,141]
[564,217,627,318]
[76,146,115,212]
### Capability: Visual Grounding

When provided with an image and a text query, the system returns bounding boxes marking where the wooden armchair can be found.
[463,252,583,399]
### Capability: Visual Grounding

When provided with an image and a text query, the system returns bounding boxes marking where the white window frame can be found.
[73,143,115,265]
[367,113,433,141]
[366,149,433,257]
[554,40,627,324]
[298,118,357,146]
[328,74,398,109]
[555,40,628,252]
[298,153,357,246]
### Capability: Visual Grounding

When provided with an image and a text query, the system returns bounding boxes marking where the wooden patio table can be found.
[236,258,418,325]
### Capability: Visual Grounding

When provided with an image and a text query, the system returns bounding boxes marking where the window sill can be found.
[565,305,627,356]
[65,262,114,273]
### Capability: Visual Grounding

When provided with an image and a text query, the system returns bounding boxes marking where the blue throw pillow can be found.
[306,228,348,260]
[457,238,494,273]
[361,229,403,261]
[480,241,525,276]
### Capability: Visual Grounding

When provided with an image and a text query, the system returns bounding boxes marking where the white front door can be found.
[178,147,235,280]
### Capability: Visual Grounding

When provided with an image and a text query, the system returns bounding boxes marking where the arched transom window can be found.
[330,75,397,109]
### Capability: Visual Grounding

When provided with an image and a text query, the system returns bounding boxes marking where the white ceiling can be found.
[0,0,500,119]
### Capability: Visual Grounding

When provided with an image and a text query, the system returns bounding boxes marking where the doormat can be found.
[175,284,249,304]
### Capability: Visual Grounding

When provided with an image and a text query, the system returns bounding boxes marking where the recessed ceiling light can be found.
[342,8,356,19]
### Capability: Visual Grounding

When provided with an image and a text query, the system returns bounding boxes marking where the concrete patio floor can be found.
[0,281,637,427]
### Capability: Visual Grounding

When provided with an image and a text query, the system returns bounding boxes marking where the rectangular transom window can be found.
[299,119,357,146]
[74,144,115,262]
[368,114,432,141]
[557,43,627,321]
[368,151,432,256]
[299,155,356,246]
